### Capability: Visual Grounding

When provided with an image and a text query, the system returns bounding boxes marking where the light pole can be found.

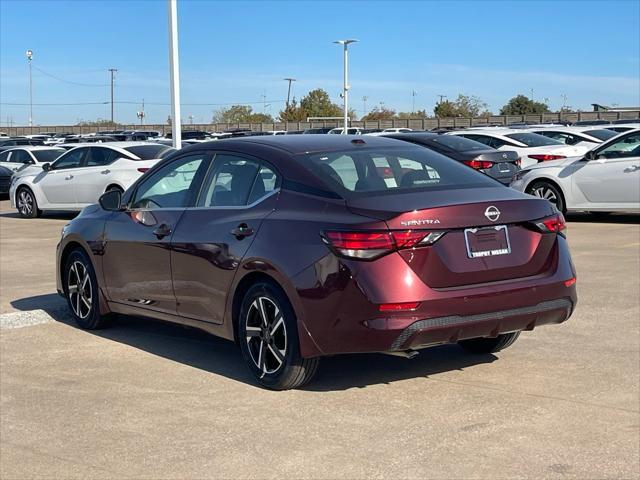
[108,68,118,124]
[412,90,417,114]
[167,0,182,149]
[334,39,357,134]
[26,50,33,129]
[284,78,296,108]
[362,95,368,117]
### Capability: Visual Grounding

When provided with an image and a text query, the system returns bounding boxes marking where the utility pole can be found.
[108,68,118,124]
[412,90,417,113]
[530,88,534,101]
[284,78,296,108]
[561,93,568,110]
[362,96,369,117]
[437,94,447,104]
[167,0,182,149]
[334,39,357,134]
[26,50,33,130]
[136,99,146,126]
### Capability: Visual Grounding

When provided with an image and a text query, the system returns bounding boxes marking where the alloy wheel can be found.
[18,190,33,216]
[531,185,558,207]
[67,260,93,319]
[245,296,287,377]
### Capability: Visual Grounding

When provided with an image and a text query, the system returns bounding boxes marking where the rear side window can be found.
[32,149,64,163]
[302,147,498,197]
[584,129,617,141]
[432,135,490,152]
[504,132,562,147]
[123,145,175,160]
[85,147,121,167]
[198,155,277,207]
[459,134,508,149]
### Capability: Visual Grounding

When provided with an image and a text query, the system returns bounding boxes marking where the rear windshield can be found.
[584,129,618,141]
[302,147,498,197]
[32,149,65,162]
[504,132,562,147]
[429,135,490,152]
[123,145,175,160]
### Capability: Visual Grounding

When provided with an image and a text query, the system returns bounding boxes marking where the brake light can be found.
[323,230,445,260]
[528,154,566,162]
[564,277,576,287]
[463,159,494,170]
[535,213,566,234]
[379,302,420,312]
[515,157,522,166]
[137,167,150,173]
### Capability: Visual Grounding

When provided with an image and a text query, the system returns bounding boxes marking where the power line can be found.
[31,65,109,87]
[1,99,288,107]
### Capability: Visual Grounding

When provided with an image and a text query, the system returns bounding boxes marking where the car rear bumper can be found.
[387,297,573,351]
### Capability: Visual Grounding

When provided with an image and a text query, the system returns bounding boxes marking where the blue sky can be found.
[1,0,639,126]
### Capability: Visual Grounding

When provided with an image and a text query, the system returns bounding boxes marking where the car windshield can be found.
[31,149,65,162]
[504,132,562,147]
[430,135,490,152]
[302,147,498,198]
[123,145,175,160]
[584,129,618,141]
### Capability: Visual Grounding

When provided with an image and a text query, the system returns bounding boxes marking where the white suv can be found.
[10,142,174,218]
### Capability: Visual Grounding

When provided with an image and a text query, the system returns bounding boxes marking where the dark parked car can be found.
[56,136,577,390]
[303,127,334,134]
[385,132,520,184]
[0,165,12,195]
[166,130,209,140]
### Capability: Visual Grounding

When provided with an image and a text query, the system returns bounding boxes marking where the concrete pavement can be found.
[1,199,639,479]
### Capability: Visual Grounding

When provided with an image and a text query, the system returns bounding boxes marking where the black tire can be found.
[527,181,565,213]
[16,187,41,218]
[238,281,320,390]
[63,249,110,330]
[458,331,521,354]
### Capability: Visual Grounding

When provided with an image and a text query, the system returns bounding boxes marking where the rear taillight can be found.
[534,213,566,235]
[564,277,576,287]
[137,167,150,173]
[515,157,522,166]
[528,154,566,162]
[463,159,494,170]
[323,230,445,260]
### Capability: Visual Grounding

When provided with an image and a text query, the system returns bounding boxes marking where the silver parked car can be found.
[510,129,640,214]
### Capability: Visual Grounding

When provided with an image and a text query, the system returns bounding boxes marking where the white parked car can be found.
[10,142,175,218]
[0,146,66,172]
[525,126,618,147]
[447,129,590,168]
[364,128,414,136]
[510,129,640,214]
[606,123,640,133]
[327,127,363,135]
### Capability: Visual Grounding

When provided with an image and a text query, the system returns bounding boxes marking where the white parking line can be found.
[0,309,60,330]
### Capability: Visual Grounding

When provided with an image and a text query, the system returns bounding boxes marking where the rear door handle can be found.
[101,169,111,174]
[230,223,254,239]
[153,224,172,239]
[624,165,640,173]
[65,174,74,180]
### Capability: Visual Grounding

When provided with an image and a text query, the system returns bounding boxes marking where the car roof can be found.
[184,133,416,155]
[2,145,66,151]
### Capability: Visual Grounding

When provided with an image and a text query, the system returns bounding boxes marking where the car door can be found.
[74,147,121,206]
[101,153,210,315]
[39,147,88,206]
[171,153,280,323]
[571,132,640,205]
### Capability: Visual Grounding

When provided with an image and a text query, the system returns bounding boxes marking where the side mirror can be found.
[584,150,597,161]
[42,163,51,171]
[99,189,123,211]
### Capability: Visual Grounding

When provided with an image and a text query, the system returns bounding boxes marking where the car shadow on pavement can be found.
[0,210,77,219]
[565,212,639,224]
[10,294,497,391]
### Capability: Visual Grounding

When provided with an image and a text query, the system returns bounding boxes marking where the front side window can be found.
[504,132,562,147]
[584,129,618,141]
[199,155,276,207]
[132,154,206,209]
[52,148,87,170]
[538,131,579,145]
[597,133,640,159]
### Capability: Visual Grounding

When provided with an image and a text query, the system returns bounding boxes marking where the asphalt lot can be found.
[1,198,639,479]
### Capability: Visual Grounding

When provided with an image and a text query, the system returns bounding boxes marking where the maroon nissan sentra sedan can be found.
[56,135,577,389]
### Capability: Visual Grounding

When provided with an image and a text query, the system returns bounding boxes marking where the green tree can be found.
[396,109,427,119]
[279,98,306,122]
[434,94,490,117]
[500,95,550,115]
[299,89,343,119]
[361,106,396,121]
[212,105,273,123]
